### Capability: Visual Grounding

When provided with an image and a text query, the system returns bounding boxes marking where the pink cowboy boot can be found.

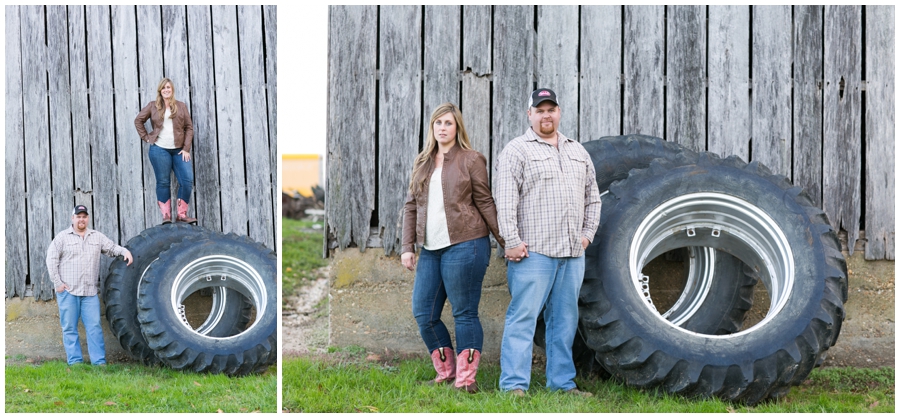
[454,348,481,393]
[157,200,172,224]
[176,198,198,224]
[423,347,456,385]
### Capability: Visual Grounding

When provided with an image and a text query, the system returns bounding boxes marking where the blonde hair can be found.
[408,103,473,194]
[155,78,177,118]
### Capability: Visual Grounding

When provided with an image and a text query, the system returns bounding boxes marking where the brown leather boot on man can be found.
[176,198,198,224]
[157,200,172,224]
[421,347,456,385]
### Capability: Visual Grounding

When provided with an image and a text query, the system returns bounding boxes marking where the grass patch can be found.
[5,361,276,413]
[282,217,329,298]
[283,353,894,413]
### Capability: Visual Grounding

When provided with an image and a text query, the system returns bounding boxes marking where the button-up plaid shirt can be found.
[495,128,602,258]
[46,226,127,296]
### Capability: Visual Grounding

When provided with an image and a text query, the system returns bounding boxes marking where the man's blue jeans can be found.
[148,144,193,203]
[56,291,106,365]
[499,252,584,391]
[411,236,490,354]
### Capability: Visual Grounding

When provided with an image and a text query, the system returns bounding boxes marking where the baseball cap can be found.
[73,205,89,215]
[528,88,558,108]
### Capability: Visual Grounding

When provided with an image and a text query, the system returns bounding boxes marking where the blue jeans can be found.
[56,291,106,365]
[412,236,490,354]
[499,252,585,391]
[148,144,193,203]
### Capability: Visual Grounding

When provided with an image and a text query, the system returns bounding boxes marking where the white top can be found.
[423,167,451,250]
[155,107,177,149]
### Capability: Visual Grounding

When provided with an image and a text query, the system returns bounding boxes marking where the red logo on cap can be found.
[539,90,551,97]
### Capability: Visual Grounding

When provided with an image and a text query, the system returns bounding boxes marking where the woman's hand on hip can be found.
[401,252,416,271]
[179,150,191,162]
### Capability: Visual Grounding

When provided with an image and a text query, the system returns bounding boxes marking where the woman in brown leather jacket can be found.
[134,78,197,224]
[400,102,504,394]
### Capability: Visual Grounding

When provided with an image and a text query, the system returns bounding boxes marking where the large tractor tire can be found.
[534,135,757,376]
[137,232,277,376]
[579,150,846,404]
[104,224,252,365]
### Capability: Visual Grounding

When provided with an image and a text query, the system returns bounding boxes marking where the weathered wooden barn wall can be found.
[5,5,278,300]
[326,5,894,261]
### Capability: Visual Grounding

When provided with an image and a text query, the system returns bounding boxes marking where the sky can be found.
[283,4,328,157]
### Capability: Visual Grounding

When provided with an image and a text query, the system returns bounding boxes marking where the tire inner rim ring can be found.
[629,192,795,338]
[171,254,267,339]
[140,257,233,336]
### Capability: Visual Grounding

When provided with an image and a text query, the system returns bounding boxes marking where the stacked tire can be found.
[104,224,277,376]
[535,135,847,405]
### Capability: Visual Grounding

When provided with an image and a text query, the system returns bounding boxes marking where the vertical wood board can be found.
[163,5,192,212]
[623,5,664,137]
[707,6,750,160]
[326,5,377,250]
[264,5,278,235]
[47,5,76,235]
[666,5,706,151]
[378,6,422,255]
[6,6,27,297]
[136,5,167,227]
[238,5,275,249]
[536,6,579,140]
[492,5,534,174]
[751,6,792,177]
[423,5,461,140]
[580,5,622,141]
[462,5,492,164]
[864,5,895,260]
[823,5,862,252]
[792,5,824,208]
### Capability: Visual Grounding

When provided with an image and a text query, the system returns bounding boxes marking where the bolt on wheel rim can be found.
[170,255,267,339]
[630,192,794,338]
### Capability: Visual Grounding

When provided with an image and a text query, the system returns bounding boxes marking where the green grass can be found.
[282,216,329,298]
[283,353,894,413]
[5,361,276,413]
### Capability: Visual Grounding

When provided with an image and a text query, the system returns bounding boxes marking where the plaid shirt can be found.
[46,226,127,296]
[495,128,601,258]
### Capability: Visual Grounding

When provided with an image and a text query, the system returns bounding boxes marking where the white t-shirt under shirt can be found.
[155,107,177,149]
[423,167,451,250]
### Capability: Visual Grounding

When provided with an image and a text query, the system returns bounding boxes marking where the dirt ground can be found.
[282,266,331,356]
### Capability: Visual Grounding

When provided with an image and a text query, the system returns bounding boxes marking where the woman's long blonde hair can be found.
[154,78,177,118]
[408,102,473,194]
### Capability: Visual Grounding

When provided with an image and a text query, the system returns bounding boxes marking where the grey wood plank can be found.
[22,5,54,300]
[462,5,491,164]
[823,5,862,254]
[187,5,223,231]
[792,5,824,208]
[47,5,75,236]
[264,5,278,238]
[537,6,579,140]
[580,5,621,141]
[87,6,120,285]
[864,5,894,260]
[423,5,461,140]
[111,5,145,243]
[707,5,750,160]
[378,5,421,255]
[238,5,275,249]
[162,5,194,216]
[751,6,792,177]
[623,5,664,138]
[68,5,93,207]
[136,5,167,228]
[326,5,377,250]
[212,5,250,236]
[492,5,534,173]
[6,6,27,298]
[666,5,706,151]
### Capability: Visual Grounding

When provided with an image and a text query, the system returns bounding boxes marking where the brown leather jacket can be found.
[134,100,195,153]
[401,145,505,254]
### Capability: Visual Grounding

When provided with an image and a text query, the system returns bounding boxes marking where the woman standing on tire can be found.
[400,102,504,394]
[134,77,197,224]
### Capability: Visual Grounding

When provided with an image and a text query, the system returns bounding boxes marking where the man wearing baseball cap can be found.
[494,88,601,396]
[46,204,133,365]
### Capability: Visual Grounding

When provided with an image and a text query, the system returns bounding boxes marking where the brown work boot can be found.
[565,387,593,397]
[421,347,456,385]
[157,200,172,224]
[176,199,198,224]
